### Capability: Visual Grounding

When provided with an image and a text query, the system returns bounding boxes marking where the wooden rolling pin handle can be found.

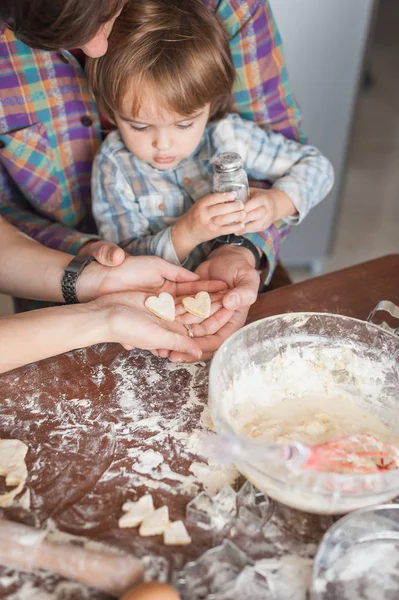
[0,519,143,597]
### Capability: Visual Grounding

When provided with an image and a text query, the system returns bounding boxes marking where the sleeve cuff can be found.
[154,226,183,266]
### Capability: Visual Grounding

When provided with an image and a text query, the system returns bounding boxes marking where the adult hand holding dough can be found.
[0,219,208,373]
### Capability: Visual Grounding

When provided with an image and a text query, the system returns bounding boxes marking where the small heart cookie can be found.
[182,291,211,319]
[145,292,175,321]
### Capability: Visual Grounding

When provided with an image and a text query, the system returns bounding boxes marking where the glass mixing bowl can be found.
[208,312,399,514]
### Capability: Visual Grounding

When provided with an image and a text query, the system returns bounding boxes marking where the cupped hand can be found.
[196,245,260,311]
[98,255,201,295]
[93,291,202,358]
[167,245,261,362]
[78,255,228,302]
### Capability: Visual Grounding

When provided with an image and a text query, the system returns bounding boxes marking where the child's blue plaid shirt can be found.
[92,113,333,281]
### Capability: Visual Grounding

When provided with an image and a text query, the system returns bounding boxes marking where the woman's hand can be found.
[77,255,201,301]
[77,239,126,266]
[93,291,203,358]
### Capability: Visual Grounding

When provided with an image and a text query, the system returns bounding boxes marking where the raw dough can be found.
[145,293,175,321]
[118,494,154,528]
[182,292,211,319]
[0,439,29,507]
[163,520,191,546]
[139,506,169,536]
[118,494,191,544]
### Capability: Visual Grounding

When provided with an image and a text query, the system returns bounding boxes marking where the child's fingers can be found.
[201,192,236,206]
[242,217,272,234]
[211,209,246,226]
[244,197,267,212]
[244,206,268,225]
[207,200,245,218]
[217,222,246,235]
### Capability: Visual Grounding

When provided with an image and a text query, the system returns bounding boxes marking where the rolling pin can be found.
[0,518,143,597]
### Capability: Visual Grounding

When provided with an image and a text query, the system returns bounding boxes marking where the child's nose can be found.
[153,130,172,151]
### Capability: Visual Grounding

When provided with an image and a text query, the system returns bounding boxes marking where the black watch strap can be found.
[210,234,262,269]
[61,255,97,304]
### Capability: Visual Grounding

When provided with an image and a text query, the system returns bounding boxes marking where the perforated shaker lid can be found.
[212,152,243,173]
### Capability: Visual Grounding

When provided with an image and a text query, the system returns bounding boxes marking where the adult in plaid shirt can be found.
[0,0,304,361]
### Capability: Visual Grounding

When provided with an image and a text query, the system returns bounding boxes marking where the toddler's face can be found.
[114,95,211,170]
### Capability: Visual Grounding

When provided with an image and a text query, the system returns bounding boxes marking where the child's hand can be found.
[172,192,247,261]
[243,188,297,233]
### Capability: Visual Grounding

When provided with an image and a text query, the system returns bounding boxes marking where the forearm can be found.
[272,154,334,223]
[0,303,108,373]
[122,227,182,266]
[0,219,110,303]
[0,219,70,301]
[171,219,198,263]
[264,189,298,222]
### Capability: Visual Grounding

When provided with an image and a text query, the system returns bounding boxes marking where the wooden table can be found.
[0,255,398,599]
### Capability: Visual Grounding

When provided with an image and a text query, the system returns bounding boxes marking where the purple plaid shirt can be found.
[0,0,303,265]
[0,28,101,253]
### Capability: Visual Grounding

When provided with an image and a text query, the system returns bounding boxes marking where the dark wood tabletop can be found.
[249,254,399,324]
[0,254,398,599]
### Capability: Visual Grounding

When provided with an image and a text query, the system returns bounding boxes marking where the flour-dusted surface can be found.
[0,343,366,598]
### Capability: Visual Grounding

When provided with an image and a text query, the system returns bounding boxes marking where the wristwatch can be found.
[61,255,97,304]
[210,234,262,269]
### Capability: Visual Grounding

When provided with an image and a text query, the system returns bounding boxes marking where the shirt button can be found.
[81,115,93,127]
[58,52,69,64]
[183,177,191,184]
[158,203,165,211]
[0,140,5,149]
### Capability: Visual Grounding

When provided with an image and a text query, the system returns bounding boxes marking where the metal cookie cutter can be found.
[368,300,399,335]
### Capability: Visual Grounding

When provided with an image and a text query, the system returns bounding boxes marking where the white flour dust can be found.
[220,343,399,453]
[106,356,239,496]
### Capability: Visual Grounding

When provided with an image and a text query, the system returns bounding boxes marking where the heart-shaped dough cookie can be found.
[145,292,175,321]
[182,291,211,319]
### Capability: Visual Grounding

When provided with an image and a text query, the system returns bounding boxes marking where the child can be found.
[87,0,334,271]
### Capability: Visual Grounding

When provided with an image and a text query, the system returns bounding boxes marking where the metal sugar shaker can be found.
[212,152,250,203]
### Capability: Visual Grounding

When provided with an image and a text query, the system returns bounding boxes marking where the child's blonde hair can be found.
[86,0,236,123]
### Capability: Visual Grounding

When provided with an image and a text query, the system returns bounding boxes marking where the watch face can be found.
[216,234,244,245]
[229,235,244,245]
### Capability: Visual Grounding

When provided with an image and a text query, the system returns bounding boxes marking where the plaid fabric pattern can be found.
[207,0,305,142]
[0,28,101,254]
[93,114,333,282]
[0,0,303,258]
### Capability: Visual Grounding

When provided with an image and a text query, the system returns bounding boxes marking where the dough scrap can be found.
[0,439,29,507]
[119,494,154,528]
[145,293,175,321]
[118,494,191,545]
[139,506,169,536]
[163,520,192,546]
[182,292,211,319]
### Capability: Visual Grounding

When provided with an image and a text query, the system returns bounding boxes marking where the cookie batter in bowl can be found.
[209,312,399,514]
